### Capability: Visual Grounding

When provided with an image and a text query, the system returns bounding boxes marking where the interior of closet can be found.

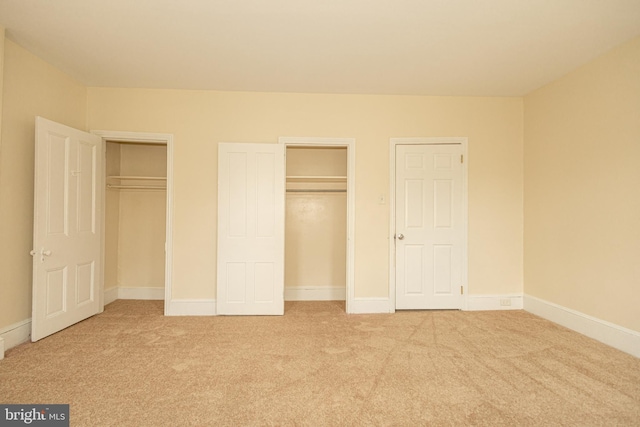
[105,141,167,300]
[285,146,347,301]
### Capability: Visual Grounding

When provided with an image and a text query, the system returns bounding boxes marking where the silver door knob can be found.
[397,234,404,240]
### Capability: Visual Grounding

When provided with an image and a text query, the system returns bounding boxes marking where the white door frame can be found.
[279,137,356,313]
[91,130,174,315]
[389,137,468,312]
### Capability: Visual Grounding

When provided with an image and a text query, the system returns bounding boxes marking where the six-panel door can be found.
[395,144,464,310]
[217,143,285,315]
[32,117,103,341]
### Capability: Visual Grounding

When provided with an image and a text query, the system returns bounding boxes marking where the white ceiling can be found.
[1,0,639,96]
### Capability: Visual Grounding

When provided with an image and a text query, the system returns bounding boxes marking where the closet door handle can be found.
[397,234,404,240]
[30,247,52,262]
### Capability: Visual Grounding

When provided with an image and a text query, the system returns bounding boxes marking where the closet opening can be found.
[104,140,168,303]
[284,146,348,311]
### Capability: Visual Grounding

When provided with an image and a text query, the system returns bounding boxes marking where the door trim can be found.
[389,137,468,312]
[91,130,174,315]
[279,137,356,313]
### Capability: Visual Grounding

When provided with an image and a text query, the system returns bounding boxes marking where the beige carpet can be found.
[1,300,638,426]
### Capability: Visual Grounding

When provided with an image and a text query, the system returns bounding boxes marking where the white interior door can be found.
[395,144,464,310]
[217,142,285,315]
[31,117,103,341]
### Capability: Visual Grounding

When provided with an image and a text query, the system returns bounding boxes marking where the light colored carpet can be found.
[1,300,638,426]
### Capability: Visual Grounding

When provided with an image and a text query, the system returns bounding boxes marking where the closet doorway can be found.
[280,138,356,312]
[94,131,174,312]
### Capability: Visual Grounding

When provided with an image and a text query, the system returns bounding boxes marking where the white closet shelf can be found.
[107,176,167,180]
[106,176,166,190]
[286,175,347,193]
[286,175,346,182]
[107,185,166,190]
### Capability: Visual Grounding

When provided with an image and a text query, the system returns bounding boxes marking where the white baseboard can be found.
[466,294,524,311]
[349,297,393,314]
[117,286,165,300]
[0,337,4,360]
[104,286,164,302]
[0,318,32,355]
[104,287,118,305]
[165,299,216,316]
[285,286,346,301]
[524,294,640,358]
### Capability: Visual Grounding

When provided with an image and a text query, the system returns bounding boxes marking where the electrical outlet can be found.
[500,298,512,306]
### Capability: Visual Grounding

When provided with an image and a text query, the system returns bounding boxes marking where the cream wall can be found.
[524,36,640,332]
[0,27,5,169]
[87,89,523,301]
[0,40,87,330]
[285,194,347,289]
[116,143,167,288]
[285,147,347,290]
[105,142,167,291]
[286,146,347,177]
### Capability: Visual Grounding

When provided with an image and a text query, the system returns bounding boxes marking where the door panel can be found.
[46,133,69,235]
[77,140,98,233]
[76,261,94,305]
[395,144,463,310]
[32,117,103,341]
[217,143,285,315]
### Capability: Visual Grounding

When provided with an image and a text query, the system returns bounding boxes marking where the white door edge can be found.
[278,137,356,314]
[389,137,469,312]
[91,130,174,314]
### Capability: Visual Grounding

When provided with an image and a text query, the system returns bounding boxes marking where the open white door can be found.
[217,142,285,315]
[31,117,103,341]
[395,143,464,310]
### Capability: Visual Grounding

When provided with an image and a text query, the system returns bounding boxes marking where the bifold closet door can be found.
[217,143,285,315]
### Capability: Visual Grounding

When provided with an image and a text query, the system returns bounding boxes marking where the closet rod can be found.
[107,176,166,180]
[286,189,346,193]
[107,185,166,190]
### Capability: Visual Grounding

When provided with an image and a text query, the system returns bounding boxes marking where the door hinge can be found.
[460,155,464,164]
[460,286,464,295]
